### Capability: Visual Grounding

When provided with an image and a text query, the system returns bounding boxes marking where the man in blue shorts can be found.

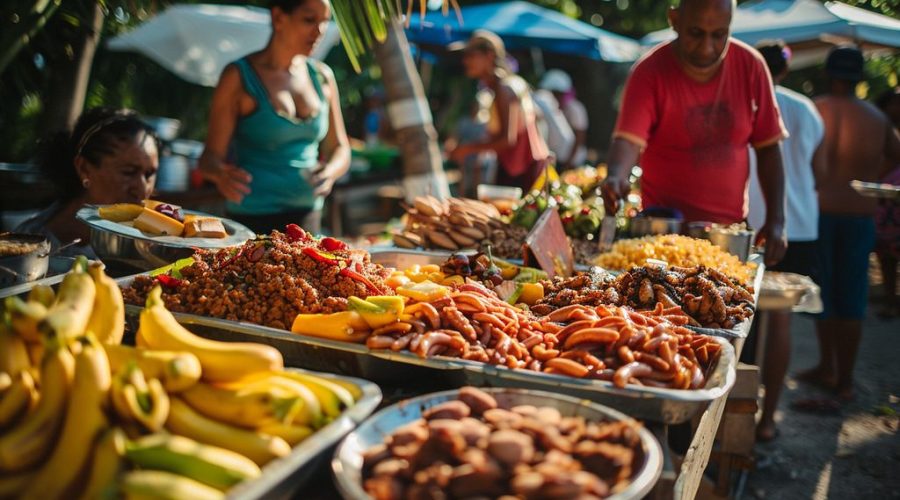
[799,47,900,403]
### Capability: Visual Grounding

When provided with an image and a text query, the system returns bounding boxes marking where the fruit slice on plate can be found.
[98,203,145,222]
[133,207,185,237]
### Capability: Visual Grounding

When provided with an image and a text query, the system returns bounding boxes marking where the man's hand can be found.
[600,175,631,216]
[755,220,787,267]
[310,163,342,197]
[201,162,252,203]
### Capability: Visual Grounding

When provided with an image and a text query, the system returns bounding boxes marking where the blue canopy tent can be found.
[405,1,641,63]
[642,0,900,67]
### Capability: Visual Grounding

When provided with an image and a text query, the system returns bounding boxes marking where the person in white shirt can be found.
[747,41,826,442]
[539,69,589,169]
[532,88,575,169]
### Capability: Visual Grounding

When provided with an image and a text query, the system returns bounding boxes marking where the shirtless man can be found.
[799,47,900,403]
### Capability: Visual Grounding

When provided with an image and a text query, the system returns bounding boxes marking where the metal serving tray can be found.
[121,294,734,424]
[227,368,382,499]
[332,387,663,500]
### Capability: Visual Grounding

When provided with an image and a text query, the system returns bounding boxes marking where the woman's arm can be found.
[310,62,351,197]
[199,64,252,203]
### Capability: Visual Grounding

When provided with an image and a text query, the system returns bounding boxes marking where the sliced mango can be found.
[517,283,544,306]
[396,280,450,302]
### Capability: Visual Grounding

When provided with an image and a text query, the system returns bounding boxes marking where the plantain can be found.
[180,381,303,429]
[22,334,112,499]
[0,322,30,376]
[110,363,170,433]
[0,370,37,429]
[119,470,225,500]
[78,427,127,500]
[0,340,75,472]
[447,230,477,248]
[139,286,283,383]
[125,433,261,491]
[86,262,125,345]
[258,422,314,446]
[104,343,201,393]
[27,284,56,307]
[426,230,459,251]
[5,296,47,343]
[166,397,292,467]
[40,256,96,342]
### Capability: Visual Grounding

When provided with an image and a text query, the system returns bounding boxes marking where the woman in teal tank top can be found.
[198,0,350,234]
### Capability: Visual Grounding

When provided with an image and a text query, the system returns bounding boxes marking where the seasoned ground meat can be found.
[123,231,393,330]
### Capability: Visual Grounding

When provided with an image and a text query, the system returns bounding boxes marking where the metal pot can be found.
[0,233,51,287]
[629,216,683,237]
[708,226,754,262]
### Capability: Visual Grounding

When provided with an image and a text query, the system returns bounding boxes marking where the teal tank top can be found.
[228,57,329,215]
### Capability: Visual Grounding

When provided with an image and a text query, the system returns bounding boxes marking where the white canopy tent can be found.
[107,4,340,87]
[642,0,900,68]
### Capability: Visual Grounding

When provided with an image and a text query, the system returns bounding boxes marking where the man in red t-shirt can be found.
[601,0,788,265]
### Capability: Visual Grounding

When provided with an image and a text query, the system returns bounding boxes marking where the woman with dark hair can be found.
[17,107,159,257]
[199,0,350,234]
[447,30,550,191]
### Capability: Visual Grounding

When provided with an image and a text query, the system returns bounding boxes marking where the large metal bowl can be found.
[333,387,663,500]
[0,233,50,287]
[76,205,255,270]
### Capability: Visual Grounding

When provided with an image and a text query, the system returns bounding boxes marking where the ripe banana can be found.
[41,256,96,342]
[0,370,37,429]
[86,262,125,345]
[0,373,9,393]
[0,473,33,498]
[104,343,201,393]
[27,283,56,307]
[258,422,314,446]
[78,427,126,500]
[0,322,30,376]
[227,374,323,427]
[5,296,47,343]
[0,342,75,472]
[323,377,362,402]
[25,341,44,368]
[125,433,261,491]
[139,286,283,383]
[166,397,292,466]
[271,371,355,419]
[110,363,170,432]
[23,335,111,499]
[119,470,225,500]
[180,381,303,429]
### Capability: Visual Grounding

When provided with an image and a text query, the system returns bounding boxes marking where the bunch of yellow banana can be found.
[0,265,364,499]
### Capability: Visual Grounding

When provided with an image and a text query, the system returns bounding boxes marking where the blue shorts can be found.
[816,214,875,320]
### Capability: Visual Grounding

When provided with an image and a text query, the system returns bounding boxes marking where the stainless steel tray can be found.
[228,368,381,499]
[332,387,663,500]
[686,254,765,340]
[122,294,735,424]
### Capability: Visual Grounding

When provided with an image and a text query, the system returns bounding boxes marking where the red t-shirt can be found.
[614,39,787,223]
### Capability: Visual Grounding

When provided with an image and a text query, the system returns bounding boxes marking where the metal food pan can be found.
[122,300,471,388]
[227,368,381,499]
[332,387,663,500]
[448,336,736,424]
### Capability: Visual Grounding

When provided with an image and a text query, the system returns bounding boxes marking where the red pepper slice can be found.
[217,247,244,270]
[339,267,382,295]
[285,224,310,242]
[302,247,342,266]
[320,236,348,252]
[155,274,183,289]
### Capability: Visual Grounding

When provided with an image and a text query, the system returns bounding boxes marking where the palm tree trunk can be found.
[40,0,103,131]
[372,18,450,201]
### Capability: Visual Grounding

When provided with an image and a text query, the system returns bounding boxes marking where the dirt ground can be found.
[743,279,900,499]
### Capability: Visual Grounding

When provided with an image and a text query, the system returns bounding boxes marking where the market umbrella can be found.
[642,0,900,67]
[404,1,642,62]
[106,4,340,87]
